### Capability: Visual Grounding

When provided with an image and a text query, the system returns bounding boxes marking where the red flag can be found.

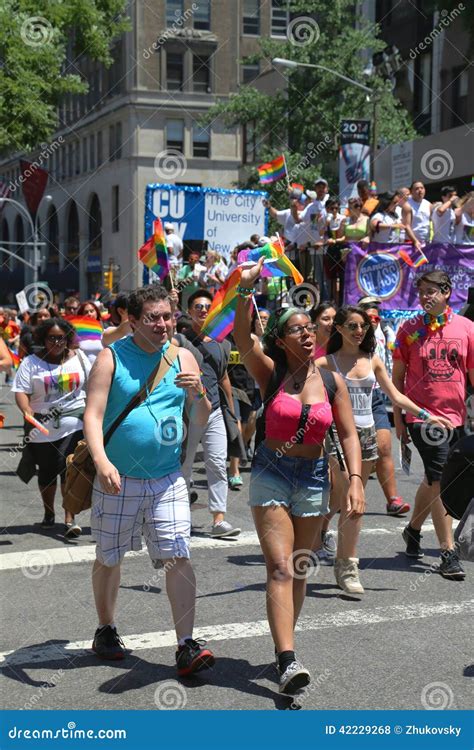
[20,160,48,217]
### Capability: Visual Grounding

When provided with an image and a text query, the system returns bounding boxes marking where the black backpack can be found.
[254,364,343,467]
[440,434,474,520]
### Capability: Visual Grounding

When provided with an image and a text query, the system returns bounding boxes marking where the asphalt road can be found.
[0,381,472,712]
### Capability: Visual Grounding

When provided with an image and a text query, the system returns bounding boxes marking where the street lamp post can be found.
[0,195,52,291]
[272,58,378,180]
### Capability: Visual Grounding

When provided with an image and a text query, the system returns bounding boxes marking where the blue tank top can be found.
[103,338,184,479]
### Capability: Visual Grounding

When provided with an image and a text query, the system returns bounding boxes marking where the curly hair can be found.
[34,318,77,351]
[127,285,170,319]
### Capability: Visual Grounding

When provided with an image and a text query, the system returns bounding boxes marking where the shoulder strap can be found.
[75,349,89,386]
[319,366,337,405]
[104,344,179,446]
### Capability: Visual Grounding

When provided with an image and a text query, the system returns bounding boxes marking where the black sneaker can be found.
[176,638,215,677]
[40,513,55,528]
[190,491,198,505]
[402,525,424,558]
[92,625,126,660]
[438,549,465,580]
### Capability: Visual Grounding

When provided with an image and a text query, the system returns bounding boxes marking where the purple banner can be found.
[343,242,474,309]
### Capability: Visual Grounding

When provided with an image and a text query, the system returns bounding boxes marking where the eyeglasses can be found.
[65,306,79,312]
[194,303,211,312]
[46,335,66,343]
[343,322,370,332]
[368,315,381,324]
[285,324,317,336]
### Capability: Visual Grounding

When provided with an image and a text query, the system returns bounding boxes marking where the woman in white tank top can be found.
[315,305,452,596]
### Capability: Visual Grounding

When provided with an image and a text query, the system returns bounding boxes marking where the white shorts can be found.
[91,472,190,567]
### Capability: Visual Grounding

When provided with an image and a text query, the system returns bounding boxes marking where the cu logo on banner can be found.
[356,252,402,301]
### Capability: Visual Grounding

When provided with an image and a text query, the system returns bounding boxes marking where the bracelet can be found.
[418,408,430,421]
[194,386,207,401]
[237,286,256,298]
[349,473,363,481]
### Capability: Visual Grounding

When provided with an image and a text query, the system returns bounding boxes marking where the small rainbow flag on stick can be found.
[257,155,287,184]
[67,316,103,342]
[398,246,428,268]
[202,268,242,342]
[8,347,20,369]
[238,238,303,285]
[138,218,170,281]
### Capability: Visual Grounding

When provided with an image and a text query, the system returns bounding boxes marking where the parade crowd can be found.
[1,178,473,698]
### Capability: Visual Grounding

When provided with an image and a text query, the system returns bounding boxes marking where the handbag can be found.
[62,344,179,515]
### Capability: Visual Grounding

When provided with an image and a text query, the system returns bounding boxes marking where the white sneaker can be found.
[210,521,241,538]
[334,557,364,595]
[279,660,311,695]
[64,522,82,538]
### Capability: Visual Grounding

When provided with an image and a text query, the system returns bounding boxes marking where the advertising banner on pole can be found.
[145,184,268,262]
[338,120,371,205]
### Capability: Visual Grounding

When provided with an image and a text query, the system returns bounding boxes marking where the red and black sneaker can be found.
[92,625,126,660]
[387,497,410,516]
[176,638,215,677]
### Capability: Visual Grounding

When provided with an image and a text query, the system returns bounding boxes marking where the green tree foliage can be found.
[0,0,129,153]
[204,0,417,200]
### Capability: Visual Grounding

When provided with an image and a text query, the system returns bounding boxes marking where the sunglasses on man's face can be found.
[194,303,211,312]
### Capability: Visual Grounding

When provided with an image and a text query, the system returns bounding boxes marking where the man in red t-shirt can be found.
[392,270,474,580]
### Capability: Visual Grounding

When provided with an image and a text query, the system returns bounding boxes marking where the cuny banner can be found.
[344,242,474,313]
[338,120,371,205]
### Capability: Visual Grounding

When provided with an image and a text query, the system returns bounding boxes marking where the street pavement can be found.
[0,381,472,712]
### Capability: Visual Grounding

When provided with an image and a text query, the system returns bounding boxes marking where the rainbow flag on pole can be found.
[66,316,103,342]
[398,246,428,268]
[201,268,242,342]
[257,155,287,184]
[7,347,20,370]
[138,218,170,281]
[238,239,303,284]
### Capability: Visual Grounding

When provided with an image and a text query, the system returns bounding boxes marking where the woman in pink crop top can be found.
[233,256,364,698]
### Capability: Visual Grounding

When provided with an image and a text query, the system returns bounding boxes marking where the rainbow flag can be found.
[257,155,287,184]
[66,316,103,342]
[201,268,242,342]
[398,246,428,268]
[7,347,20,369]
[138,218,170,281]
[238,239,303,285]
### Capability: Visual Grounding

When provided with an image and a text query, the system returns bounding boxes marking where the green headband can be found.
[262,307,306,343]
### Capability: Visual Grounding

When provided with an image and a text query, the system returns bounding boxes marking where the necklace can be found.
[392,307,452,349]
[291,362,316,392]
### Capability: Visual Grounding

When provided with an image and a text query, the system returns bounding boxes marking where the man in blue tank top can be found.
[84,285,215,676]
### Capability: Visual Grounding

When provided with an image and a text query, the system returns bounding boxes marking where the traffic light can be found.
[103,269,113,291]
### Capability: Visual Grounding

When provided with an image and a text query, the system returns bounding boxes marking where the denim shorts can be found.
[249,443,330,517]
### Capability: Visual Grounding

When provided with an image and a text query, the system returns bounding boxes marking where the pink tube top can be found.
[265,388,332,445]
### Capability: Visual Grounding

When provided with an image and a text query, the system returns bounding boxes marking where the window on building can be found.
[243,121,258,164]
[193,53,211,92]
[112,185,119,233]
[166,119,184,152]
[166,0,183,25]
[97,131,103,165]
[243,0,260,35]
[167,52,184,90]
[193,125,210,157]
[89,134,96,171]
[60,147,66,180]
[74,141,80,175]
[451,67,468,127]
[109,125,115,161]
[115,123,122,159]
[241,63,260,84]
[67,143,74,178]
[82,137,88,172]
[271,0,288,36]
[414,52,432,134]
[193,0,210,30]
